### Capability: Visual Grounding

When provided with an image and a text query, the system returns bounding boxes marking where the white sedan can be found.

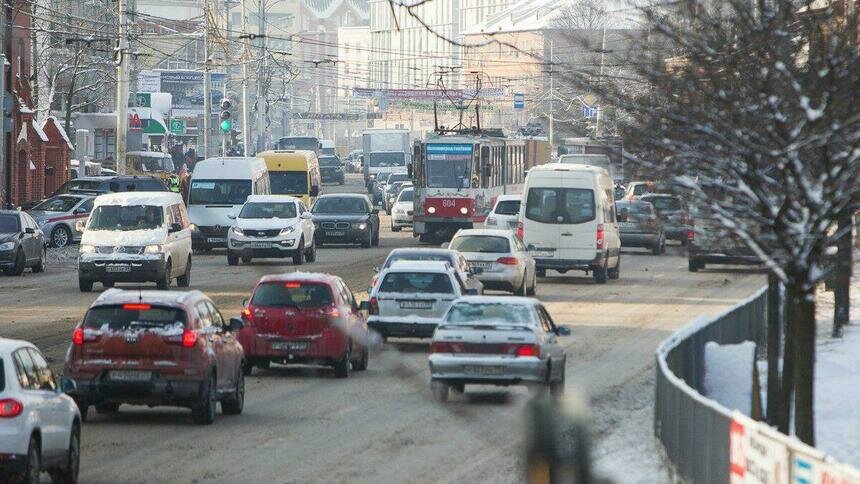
[389,187,414,232]
[0,338,81,483]
[447,229,537,295]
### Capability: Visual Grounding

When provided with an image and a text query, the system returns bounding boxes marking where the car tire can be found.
[22,435,40,484]
[431,379,449,403]
[450,383,465,394]
[49,424,80,484]
[514,271,528,295]
[177,256,192,287]
[593,258,609,284]
[333,346,351,378]
[688,258,702,272]
[651,240,662,255]
[78,278,93,292]
[73,399,88,422]
[221,370,244,415]
[527,271,537,296]
[241,254,253,264]
[32,246,46,273]
[51,225,72,248]
[660,236,667,254]
[156,260,172,290]
[391,224,400,232]
[102,281,114,288]
[293,238,305,265]
[608,257,621,280]
[242,359,254,376]
[191,373,217,425]
[361,230,371,248]
[549,361,566,397]
[10,249,25,276]
[352,346,369,371]
[305,240,317,263]
[227,252,239,266]
[95,403,120,415]
[536,268,547,278]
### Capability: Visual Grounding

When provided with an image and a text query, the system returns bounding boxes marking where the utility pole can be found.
[240,0,250,155]
[203,0,212,159]
[116,0,129,174]
[255,0,267,152]
[548,40,553,147]
[594,25,607,137]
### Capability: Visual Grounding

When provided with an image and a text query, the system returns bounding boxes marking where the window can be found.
[538,307,556,333]
[494,199,520,215]
[27,348,56,392]
[13,349,38,390]
[80,198,95,213]
[0,214,20,232]
[189,179,253,205]
[84,305,188,331]
[205,301,224,328]
[88,205,163,231]
[269,171,309,195]
[446,303,536,325]
[379,272,454,294]
[239,202,298,219]
[525,188,595,225]
[196,302,213,328]
[251,282,334,308]
[449,235,510,254]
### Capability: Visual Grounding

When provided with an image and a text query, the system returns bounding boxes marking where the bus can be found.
[125,151,182,192]
[276,136,321,155]
[256,150,321,206]
[412,132,544,241]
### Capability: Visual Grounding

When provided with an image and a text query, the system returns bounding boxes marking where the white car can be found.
[227,195,316,266]
[484,194,521,230]
[389,187,414,232]
[448,229,537,295]
[0,338,81,483]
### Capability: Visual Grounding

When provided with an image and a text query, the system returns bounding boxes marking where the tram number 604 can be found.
[441,199,456,208]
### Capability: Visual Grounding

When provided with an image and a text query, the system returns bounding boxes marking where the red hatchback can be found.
[238,273,369,378]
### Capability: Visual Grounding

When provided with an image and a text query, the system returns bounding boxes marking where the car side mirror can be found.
[228,317,244,332]
[556,326,571,336]
[242,298,249,306]
[25,227,35,234]
[466,288,479,296]
[300,212,313,220]
[73,208,87,214]
[75,220,86,232]
[359,301,371,311]
[60,377,77,394]
[168,223,183,233]
[373,266,380,273]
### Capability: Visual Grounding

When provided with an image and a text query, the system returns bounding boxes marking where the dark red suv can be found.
[65,289,246,425]
[238,273,369,378]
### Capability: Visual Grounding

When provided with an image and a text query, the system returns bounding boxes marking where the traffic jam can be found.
[0,132,693,483]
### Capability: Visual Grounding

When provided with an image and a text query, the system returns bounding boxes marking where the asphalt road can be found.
[0,174,765,483]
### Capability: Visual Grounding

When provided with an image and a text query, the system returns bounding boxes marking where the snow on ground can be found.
[703,341,756,415]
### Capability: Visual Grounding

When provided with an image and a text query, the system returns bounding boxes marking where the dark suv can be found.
[65,289,246,424]
[18,176,169,210]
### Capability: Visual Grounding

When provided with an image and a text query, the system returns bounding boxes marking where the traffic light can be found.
[219,98,232,132]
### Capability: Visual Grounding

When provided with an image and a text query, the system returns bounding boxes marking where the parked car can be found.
[311,194,380,247]
[27,194,95,248]
[65,289,245,425]
[484,194,521,230]
[0,210,46,276]
[18,176,170,211]
[0,338,81,483]
[428,296,570,402]
[78,192,192,292]
[372,248,484,295]
[318,156,345,185]
[389,187,414,232]
[364,261,477,340]
[448,229,537,295]
[639,193,691,243]
[226,195,316,266]
[237,273,369,377]
[688,208,760,272]
[615,200,666,255]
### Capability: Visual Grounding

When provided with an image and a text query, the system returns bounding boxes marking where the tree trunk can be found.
[766,272,782,426]
[778,281,793,434]
[832,213,853,337]
[30,1,38,110]
[787,281,816,445]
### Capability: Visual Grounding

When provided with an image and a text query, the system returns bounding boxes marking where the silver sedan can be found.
[26,194,95,247]
[428,296,569,402]
[447,228,537,295]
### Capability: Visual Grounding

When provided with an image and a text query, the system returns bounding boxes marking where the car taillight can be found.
[0,399,23,418]
[324,306,340,318]
[687,229,695,241]
[516,221,524,240]
[369,297,379,315]
[430,341,460,353]
[497,257,519,265]
[181,329,198,348]
[514,344,539,357]
[596,224,605,249]
[370,275,378,289]
[72,327,84,346]
[241,307,253,323]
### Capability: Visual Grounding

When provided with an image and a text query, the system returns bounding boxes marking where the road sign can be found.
[583,106,598,119]
[133,93,151,108]
[169,119,185,135]
[129,113,143,131]
[514,93,525,110]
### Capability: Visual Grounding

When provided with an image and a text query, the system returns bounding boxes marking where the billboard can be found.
[137,70,225,117]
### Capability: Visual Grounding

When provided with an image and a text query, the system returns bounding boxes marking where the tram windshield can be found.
[425,143,474,189]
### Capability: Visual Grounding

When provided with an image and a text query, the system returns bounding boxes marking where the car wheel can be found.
[450,383,465,394]
[156,260,172,290]
[177,256,192,287]
[191,372,217,425]
[78,278,93,292]
[515,271,528,295]
[32,246,46,273]
[651,240,662,255]
[431,379,449,403]
[608,257,621,280]
[536,268,547,278]
[22,435,40,484]
[660,236,667,254]
[333,345,351,378]
[688,258,702,272]
[352,346,369,371]
[49,424,81,484]
[73,399,88,422]
[10,249,25,276]
[361,230,372,248]
[51,225,72,248]
[242,359,254,376]
[593,258,609,284]
[527,271,537,296]
[305,240,317,263]
[227,251,239,266]
[95,402,120,415]
[549,361,566,397]
[241,254,253,264]
[391,223,400,232]
[292,239,305,265]
[221,369,244,415]
[372,229,380,246]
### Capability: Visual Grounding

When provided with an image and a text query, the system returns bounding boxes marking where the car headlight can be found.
[353,222,367,230]
[144,244,163,254]
[279,226,296,235]
[427,206,436,214]
[231,226,244,236]
[0,241,15,251]
[189,223,199,232]
[79,244,95,254]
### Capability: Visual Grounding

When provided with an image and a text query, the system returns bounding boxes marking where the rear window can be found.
[446,303,535,325]
[101,179,166,192]
[379,272,454,294]
[645,196,682,211]
[398,189,414,202]
[494,200,520,215]
[525,187,595,224]
[449,235,510,253]
[84,304,188,331]
[616,201,652,215]
[251,282,334,308]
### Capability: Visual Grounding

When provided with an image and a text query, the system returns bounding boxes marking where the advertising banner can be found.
[138,70,225,116]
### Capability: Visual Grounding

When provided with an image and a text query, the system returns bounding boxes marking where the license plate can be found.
[619,222,635,230]
[399,300,432,309]
[249,242,272,248]
[272,341,308,351]
[530,250,554,258]
[105,265,131,273]
[109,370,152,382]
[206,237,226,243]
[469,261,492,269]
[463,365,505,376]
[325,231,345,236]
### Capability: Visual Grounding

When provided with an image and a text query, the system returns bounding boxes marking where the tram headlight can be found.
[427,206,436,214]
[460,207,468,215]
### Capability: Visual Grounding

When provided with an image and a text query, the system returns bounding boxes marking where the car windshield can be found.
[379,272,454,294]
[277,137,319,152]
[616,201,652,215]
[446,303,536,325]
[525,187,595,224]
[239,202,297,219]
[494,200,520,215]
[0,215,19,233]
[398,189,414,202]
[646,196,683,212]
[128,154,175,173]
[319,157,340,167]
[388,173,409,184]
[84,304,187,331]
[312,197,368,214]
[189,179,252,205]
[251,282,333,308]
[32,196,80,212]
[450,235,510,254]
[88,205,163,231]
[384,253,450,269]
[367,152,405,167]
[269,171,308,195]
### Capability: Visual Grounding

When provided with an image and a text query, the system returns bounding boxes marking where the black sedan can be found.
[0,210,47,275]
[319,156,345,185]
[311,194,379,248]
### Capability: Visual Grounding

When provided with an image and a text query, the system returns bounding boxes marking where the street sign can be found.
[129,113,143,131]
[133,93,151,108]
[169,119,185,135]
[514,93,525,110]
[583,106,598,119]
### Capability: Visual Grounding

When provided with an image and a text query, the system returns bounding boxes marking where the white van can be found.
[187,157,270,250]
[78,192,192,291]
[557,154,615,181]
[519,164,621,283]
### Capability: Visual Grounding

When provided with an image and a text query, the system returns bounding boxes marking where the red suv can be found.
[64,289,246,425]
[238,273,369,378]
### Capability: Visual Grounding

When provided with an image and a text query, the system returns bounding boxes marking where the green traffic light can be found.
[220,119,232,132]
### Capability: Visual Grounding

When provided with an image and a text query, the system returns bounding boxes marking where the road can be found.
[0,174,765,483]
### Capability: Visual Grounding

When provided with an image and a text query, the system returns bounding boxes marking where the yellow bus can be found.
[257,150,321,206]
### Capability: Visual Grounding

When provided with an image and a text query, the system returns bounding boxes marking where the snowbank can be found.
[703,341,756,415]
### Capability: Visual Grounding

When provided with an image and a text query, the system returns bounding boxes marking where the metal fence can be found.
[654,287,767,483]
